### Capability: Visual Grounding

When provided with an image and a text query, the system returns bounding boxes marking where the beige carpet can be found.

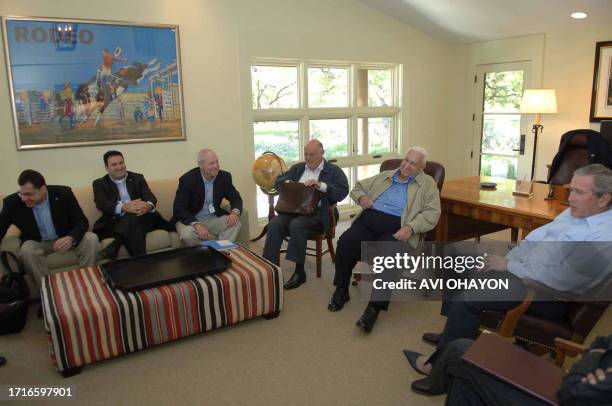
[1,225,610,405]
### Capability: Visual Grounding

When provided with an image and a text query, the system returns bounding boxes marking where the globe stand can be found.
[250,192,278,242]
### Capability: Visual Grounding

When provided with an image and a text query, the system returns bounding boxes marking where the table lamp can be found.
[519,89,557,180]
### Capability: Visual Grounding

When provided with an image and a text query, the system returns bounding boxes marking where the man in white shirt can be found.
[406,164,612,375]
[93,151,171,259]
[263,140,349,289]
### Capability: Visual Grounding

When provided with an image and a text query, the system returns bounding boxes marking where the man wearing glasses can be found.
[0,170,98,291]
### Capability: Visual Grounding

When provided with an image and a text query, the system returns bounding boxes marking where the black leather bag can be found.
[274,181,320,216]
[0,251,29,335]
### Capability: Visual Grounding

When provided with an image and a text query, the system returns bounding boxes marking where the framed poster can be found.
[1,16,186,149]
[590,40,612,122]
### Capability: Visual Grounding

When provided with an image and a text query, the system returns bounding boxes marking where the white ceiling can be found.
[358,0,612,44]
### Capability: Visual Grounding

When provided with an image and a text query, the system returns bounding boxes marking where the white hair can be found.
[407,146,428,162]
[197,148,214,164]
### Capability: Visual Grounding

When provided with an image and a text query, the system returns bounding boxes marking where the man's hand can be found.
[53,236,74,253]
[122,199,151,216]
[582,369,608,385]
[303,179,319,188]
[358,195,373,209]
[226,212,240,226]
[482,254,508,272]
[393,226,413,241]
[194,223,209,240]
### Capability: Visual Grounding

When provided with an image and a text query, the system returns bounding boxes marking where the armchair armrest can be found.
[554,337,588,367]
[498,289,535,337]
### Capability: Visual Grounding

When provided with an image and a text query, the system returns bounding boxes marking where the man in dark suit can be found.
[262,140,349,290]
[172,148,243,246]
[93,150,171,259]
[0,170,98,290]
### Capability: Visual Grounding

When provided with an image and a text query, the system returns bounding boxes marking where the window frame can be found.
[251,58,403,220]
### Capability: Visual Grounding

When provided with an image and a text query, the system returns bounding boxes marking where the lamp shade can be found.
[519,89,557,114]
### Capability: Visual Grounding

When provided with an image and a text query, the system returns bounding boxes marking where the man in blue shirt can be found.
[0,170,98,291]
[406,164,612,375]
[328,147,441,333]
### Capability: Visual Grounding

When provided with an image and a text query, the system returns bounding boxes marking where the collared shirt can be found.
[32,192,58,241]
[372,170,414,217]
[298,160,328,193]
[195,174,216,221]
[112,176,131,215]
[506,208,612,293]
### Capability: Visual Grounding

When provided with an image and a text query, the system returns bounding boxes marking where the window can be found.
[251,60,402,219]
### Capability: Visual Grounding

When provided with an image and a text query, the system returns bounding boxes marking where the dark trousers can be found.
[425,339,549,406]
[107,212,158,257]
[262,214,323,267]
[438,271,568,347]
[333,209,403,310]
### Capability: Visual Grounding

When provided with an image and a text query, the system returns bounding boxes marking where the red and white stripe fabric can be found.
[41,246,283,372]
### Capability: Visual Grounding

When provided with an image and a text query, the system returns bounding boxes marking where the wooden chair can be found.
[480,277,611,366]
[280,203,337,278]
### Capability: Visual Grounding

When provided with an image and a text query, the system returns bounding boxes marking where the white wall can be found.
[449,21,612,181]
[0,0,456,235]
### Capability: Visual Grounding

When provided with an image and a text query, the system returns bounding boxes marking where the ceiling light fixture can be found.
[570,12,587,19]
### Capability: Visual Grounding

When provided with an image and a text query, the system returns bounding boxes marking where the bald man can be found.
[263,140,349,289]
[172,149,243,246]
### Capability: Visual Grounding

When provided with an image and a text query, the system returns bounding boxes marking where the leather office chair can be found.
[548,132,591,186]
[281,203,337,278]
[480,278,610,365]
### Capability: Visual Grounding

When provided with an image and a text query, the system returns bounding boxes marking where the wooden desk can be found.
[435,176,566,241]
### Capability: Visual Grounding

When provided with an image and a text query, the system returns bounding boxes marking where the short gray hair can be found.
[197,148,214,164]
[407,146,428,162]
[574,164,612,199]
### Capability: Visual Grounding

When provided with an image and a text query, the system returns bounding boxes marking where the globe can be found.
[252,152,288,194]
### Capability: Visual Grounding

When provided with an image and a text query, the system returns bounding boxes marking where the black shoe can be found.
[422,332,440,347]
[402,350,428,376]
[327,287,350,311]
[356,304,379,333]
[103,240,122,260]
[0,356,6,367]
[411,377,436,396]
[283,272,306,290]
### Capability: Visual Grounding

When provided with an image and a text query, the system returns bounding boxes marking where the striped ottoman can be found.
[40,246,283,376]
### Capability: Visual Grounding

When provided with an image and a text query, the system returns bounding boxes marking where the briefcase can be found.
[275,181,320,216]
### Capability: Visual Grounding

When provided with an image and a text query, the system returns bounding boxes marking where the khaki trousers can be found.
[18,232,99,291]
[176,215,241,247]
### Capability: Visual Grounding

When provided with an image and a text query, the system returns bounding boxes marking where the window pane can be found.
[357,164,380,181]
[251,65,298,109]
[357,69,392,107]
[310,119,348,158]
[357,117,392,155]
[483,71,523,113]
[308,67,348,108]
[480,155,517,180]
[256,188,277,219]
[254,121,299,163]
[481,114,520,155]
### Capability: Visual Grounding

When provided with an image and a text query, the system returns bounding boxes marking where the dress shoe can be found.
[402,350,428,376]
[283,272,306,290]
[356,304,379,333]
[422,332,440,346]
[411,377,436,396]
[327,287,350,311]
